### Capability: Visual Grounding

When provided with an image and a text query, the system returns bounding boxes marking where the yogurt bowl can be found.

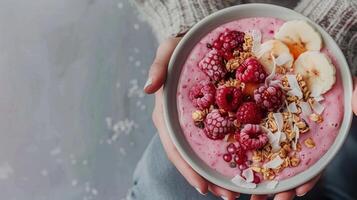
[163,4,353,194]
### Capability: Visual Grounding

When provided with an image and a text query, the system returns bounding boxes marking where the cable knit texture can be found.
[295,0,357,75]
[131,0,357,75]
[131,0,237,40]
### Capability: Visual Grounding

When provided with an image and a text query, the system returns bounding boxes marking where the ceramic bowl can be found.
[163,3,353,194]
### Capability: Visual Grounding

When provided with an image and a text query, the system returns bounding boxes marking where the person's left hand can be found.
[144,37,332,200]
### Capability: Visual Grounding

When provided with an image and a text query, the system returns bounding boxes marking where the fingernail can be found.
[195,187,207,195]
[236,194,240,199]
[297,192,307,197]
[221,196,228,200]
[144,77,152,90]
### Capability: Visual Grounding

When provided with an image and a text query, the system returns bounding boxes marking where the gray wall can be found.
[0,0,156,199]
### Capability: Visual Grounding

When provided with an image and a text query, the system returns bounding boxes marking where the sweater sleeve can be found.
[130,0,237,41]
[295,0,357,76]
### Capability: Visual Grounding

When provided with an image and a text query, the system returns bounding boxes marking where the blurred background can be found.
[0,0,156,199]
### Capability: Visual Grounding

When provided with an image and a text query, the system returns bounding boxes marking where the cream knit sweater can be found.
[132,0,357,75]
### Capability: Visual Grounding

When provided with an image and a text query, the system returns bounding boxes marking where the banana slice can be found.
[275,20,322,59]
[258,40,294,74]
[293,51,336,97]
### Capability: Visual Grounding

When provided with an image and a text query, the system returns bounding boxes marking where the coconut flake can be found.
[263,127,281,152]
[287,102,299,113]
[255,42,272,58]
[280,131,287,142]
[273,113,284,131]
[242,168,254,183]
[299,101,312,116]
[265,53,277,85]
[263,156,284,169]
[292,124,300,151]
[275,53,293,66]
[266,180,279,189]
[231,174,257,189]
[251,29,262,53]
[311,100,325,115]
[286,75,303,99]
[314,95,325,102]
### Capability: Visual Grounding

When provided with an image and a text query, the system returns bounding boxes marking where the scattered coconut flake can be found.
[0,163,14,180]
[275,53,293,66]
[311,100,325,115]
[314,95,325,102]
[117,2,123,9]
[251,29,262,53]
[287,102,299,113]
[292,124,300,151]
[223,134,230,142]
[266,180,279,189]
[299,101,312,116]
[128,79,145,98]
[279,131,287,143]
[265,53,277,85]
[71,179,78,187]
[133,24,140,30]
[263,127,281,152]
[41,169,48,177]
[255,42,272,58]
[50,147,62,156]
[231,174,257,189]
[91,188,98,195]
[273,113,284,131]
[286,75,303,99]
[263,156,284,169]
[242,168,254,183]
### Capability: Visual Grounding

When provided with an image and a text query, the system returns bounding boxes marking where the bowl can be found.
[163,3,353,194]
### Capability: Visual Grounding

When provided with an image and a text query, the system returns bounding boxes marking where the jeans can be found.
[127,117,357,200]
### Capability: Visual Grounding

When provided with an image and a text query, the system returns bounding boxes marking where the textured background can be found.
[0,0,156,199]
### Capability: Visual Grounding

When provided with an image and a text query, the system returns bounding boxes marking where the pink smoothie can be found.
[176,17,344,180]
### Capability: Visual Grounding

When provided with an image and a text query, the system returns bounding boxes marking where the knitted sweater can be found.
[131,0,357,75]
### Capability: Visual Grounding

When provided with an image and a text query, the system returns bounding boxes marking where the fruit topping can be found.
[212,30,245,60]
[216,86,244,111]
[198,49,227,81]
[293,51,336,97]
[239,124,268,150]
[189,80,216,109]
[236,102,264,124]
[254,84,285,112]
[257,40,293,74]
[274,20,322,59]
[236,57,267,83]
[204,109,234,140]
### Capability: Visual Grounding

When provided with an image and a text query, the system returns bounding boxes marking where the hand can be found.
[144,37,357,199]
[146,37,239,200]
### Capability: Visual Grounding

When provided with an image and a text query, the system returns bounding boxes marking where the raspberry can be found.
[236,57,267,83]
[239,124,268,150]
[198,49,227,81]
[216,86,243,111]
[254,84,285,112]
[212,30,245,60]
[204,109,233,140]
[189,81,216,110]
[236,102,263,124]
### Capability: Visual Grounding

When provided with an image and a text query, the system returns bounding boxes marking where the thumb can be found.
[352,77,357,116]
[144,37,181,94]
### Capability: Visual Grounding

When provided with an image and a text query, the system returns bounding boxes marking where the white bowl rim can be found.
[163,3,353,194]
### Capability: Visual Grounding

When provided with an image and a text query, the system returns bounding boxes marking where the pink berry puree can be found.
[176,17,344,181]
